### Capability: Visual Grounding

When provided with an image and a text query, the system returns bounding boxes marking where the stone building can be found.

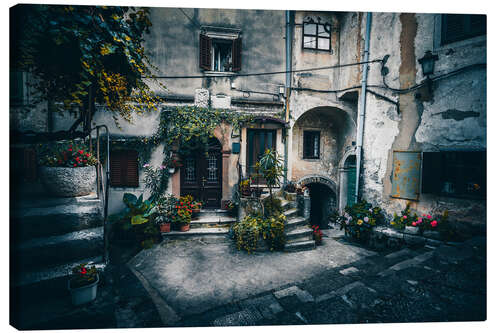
[11,8,486,233]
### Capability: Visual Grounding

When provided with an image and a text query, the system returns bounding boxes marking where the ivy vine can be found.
[111,106,255,200]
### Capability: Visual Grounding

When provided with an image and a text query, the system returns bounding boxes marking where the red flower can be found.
[86,153,90,157]
[68,148,72,152]
[78,150,84,155]
[83,160,87,163]
[80,267,87,275]
[74,163,77,167]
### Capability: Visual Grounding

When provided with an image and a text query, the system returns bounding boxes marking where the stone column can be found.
[303,196,311,220]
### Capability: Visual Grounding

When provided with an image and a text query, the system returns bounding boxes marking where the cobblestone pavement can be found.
[128,229,486,327]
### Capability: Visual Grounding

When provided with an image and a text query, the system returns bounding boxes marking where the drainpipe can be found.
[284,10,293,184]
[354,12,372,203]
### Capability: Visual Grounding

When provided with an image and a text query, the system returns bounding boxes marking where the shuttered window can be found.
[199,34,212,70]
[232,37,242,72]
[199,33,242,72]
[303,131,320,159]
[441,14,486,45]
[110,150,139,187]
[422,151,486,199]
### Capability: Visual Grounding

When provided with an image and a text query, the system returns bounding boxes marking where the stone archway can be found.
[297,175,337,228]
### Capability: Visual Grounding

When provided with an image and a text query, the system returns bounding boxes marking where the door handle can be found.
[202,177,206,188]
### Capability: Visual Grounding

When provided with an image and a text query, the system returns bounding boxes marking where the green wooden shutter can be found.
[346,167,356,207]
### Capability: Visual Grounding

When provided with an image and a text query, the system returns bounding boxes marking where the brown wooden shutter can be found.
[124,150,139,187]
[110,150,139,187]
[232,37,242,72]
[199,34,212,70]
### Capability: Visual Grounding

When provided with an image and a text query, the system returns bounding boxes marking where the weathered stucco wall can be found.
[146,7,286,100]
[352,12,486,231]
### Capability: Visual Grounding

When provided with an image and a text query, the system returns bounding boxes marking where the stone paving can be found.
[128,228,487,327]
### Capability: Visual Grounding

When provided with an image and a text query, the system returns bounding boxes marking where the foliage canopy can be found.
[11,4,163,129]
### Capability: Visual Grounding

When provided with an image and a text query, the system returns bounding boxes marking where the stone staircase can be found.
[280,197,316,252]
[161,209,236,239]
[11,192,106,287]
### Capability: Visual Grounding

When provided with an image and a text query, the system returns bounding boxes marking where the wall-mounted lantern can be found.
[418,50,439,78]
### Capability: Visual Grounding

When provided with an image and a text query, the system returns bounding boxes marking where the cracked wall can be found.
[351,12,486,231]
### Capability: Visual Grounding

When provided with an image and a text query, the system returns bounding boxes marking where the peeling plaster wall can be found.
[350,12,486,231]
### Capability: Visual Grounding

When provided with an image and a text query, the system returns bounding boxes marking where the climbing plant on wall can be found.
[110,106,255,200]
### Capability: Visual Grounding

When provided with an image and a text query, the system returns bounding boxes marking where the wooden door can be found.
[180,140,222,209]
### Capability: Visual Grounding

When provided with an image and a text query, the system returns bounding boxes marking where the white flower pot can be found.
[68,274,99,306]
[40,165,96,197]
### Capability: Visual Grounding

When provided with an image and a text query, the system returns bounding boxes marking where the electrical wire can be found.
[143,59,383,79]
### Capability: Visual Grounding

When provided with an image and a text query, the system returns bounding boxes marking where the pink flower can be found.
[363,217,369,222]
[427,215,432,219]
[430,220,438,227]
[143,163,150,168]
[403,215,407,219]
[417,217,422,223]
[416,220,422,224]
[412,222,417,227]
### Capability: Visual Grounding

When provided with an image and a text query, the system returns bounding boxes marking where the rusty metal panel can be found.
[391,151,422,200]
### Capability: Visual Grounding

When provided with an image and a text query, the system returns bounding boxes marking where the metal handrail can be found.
[89,125,110,265]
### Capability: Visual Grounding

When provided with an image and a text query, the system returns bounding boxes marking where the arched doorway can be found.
[338,153,356,212]
[180,137,222,208]
[297,175,337,229]
[308,183,337,229]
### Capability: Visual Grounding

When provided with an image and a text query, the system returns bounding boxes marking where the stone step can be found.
[162,227,229,239]
[12,204,104,241]
[285,227,313,243]
[196,209,231,218]
[284,208,299,218]
[190,217,237,229]
[285,216,309,231]
[12,192,101,210]
[13,255,105,287]
[284,240,316,252]
[13,227,104,271]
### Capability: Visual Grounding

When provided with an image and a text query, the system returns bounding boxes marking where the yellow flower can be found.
[357,219,363,225]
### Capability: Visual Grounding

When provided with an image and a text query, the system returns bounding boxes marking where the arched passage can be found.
[297,175,337,228]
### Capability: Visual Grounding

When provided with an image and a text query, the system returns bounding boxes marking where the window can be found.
[199,28,242,72]
[422,151,486,199]
[110,150,139,187]
[303,131,320,159]
[302,18,331,51]
[441,14,486,45]
[246,129,276,179]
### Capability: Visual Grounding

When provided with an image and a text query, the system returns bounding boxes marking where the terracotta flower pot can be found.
[160,223,171,233]
[180,224,190,232]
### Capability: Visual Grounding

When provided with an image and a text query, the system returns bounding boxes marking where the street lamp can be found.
[418,50,439,78]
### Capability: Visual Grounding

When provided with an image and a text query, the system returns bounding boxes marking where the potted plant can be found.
[334,200,385,244]
[68,263,99,306]
[173,196,193,231]
[155,194,177,233]
[165,156,182,174]
[224,200,238,217]
[311,225,323,245]
[38,141,98,197]
[156,215,171,233]
[255,149,284,200]
[239,179,251,197]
